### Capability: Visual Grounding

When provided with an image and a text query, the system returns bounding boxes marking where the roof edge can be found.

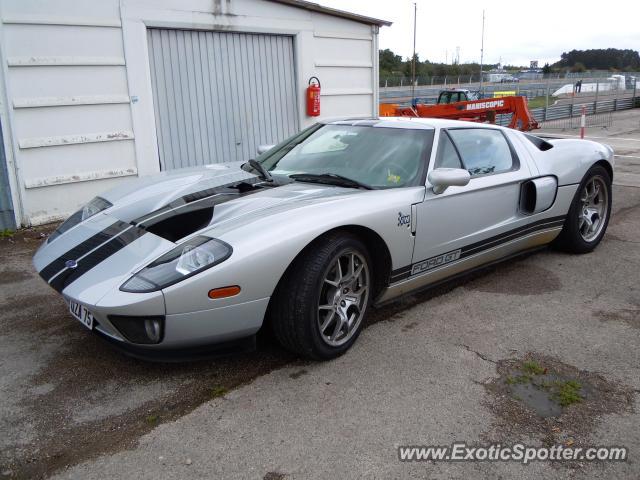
[268,0,392,27]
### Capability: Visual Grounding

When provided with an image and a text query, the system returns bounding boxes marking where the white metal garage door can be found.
[147,29,299,170]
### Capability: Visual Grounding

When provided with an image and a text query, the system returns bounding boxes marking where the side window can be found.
[434,132,463,169]
[447,129,516,177]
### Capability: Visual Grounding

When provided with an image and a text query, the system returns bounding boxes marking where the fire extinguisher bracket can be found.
[306,77,321,117]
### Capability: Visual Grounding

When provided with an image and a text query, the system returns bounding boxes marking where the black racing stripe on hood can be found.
[136,193,239,229]
[39,220,130,282]
[132,177,263,228]
[42,176,264,292]
[181,177,262,203]
[49,226,147,293]
[133,178,268,240]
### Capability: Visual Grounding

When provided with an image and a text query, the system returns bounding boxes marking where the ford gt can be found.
[33,118,614,360]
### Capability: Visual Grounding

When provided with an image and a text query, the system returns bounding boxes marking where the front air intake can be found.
[108,315,165,344]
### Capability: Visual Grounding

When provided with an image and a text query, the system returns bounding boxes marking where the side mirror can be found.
[428,168,471,194]
[257,144,275,155]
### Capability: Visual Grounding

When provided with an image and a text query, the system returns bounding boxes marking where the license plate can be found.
[69,300,94,330]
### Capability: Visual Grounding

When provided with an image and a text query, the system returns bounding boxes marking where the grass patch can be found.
[505,374,531,385]
[505,359,584,410]
[146,414,159,425]
[553,380,583,407]
[210,386,228,398]
[522,360,545,376]
[505,360,545,385]
[527,96,554,109]
[0,229,14,238]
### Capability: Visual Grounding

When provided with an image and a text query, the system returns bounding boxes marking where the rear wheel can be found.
[554,165,611,253]
[270,232,371,360]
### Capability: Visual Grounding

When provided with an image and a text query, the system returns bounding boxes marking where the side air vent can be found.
[519,176,558,215]
[520,180,537,214]
[524,133,554,151]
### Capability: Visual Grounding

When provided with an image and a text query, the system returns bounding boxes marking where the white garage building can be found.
[0,0,390,227]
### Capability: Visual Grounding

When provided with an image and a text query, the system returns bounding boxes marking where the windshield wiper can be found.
[248,159,273,182]
[289,173,373,190]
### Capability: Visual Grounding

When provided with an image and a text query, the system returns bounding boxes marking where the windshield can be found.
[256,124,434,189]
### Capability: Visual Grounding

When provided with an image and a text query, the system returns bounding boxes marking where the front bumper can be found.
[93,328,258,362]
[65,294,270,352]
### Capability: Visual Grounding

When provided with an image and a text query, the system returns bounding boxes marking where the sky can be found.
[314,0,640,67]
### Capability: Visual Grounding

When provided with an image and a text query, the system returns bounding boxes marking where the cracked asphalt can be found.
[1,110,639,479]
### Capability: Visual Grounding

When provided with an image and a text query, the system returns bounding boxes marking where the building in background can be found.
[0,0,390,227]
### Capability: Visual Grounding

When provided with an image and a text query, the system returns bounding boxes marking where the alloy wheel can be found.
[317,250,370,347]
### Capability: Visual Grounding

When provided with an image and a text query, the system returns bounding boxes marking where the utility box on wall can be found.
[0,0,390,226]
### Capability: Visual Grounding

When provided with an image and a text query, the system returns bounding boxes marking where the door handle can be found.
[410,203,418,235]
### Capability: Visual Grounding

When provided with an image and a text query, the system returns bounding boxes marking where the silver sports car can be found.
[33,118,614,360]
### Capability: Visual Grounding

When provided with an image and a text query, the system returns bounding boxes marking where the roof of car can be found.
[325,117,504,130]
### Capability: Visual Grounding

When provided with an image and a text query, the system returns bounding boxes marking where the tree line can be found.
[380,47,640,79]
[379,49,498,79]
[553,49,640,72]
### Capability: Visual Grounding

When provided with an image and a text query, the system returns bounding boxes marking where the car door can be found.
[411,127,534,277]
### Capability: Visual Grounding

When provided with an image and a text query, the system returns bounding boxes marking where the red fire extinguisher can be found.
[306,77,321,117]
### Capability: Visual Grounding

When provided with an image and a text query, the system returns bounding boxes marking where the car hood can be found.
[103,162,362,237]
[101,161,258,222]
[32,162,365,300]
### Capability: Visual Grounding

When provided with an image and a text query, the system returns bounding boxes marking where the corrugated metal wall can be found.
[147,29,299,170]
[0,118,16,230]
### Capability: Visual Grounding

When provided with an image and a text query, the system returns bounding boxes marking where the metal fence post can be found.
[569,92,574,127]
[544,84,549,121]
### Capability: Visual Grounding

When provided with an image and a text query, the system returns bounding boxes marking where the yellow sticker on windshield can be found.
[387,169,401,184]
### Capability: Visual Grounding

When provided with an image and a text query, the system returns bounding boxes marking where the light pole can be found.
[479,9,485,95]
[411,3,417,101]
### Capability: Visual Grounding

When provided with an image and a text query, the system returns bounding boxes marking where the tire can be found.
[553,164,612,253]
[269,232,372,360]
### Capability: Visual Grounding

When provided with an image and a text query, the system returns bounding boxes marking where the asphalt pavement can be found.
[1,109,639,480]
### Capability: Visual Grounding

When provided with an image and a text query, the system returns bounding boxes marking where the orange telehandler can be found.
[379,89,539,131]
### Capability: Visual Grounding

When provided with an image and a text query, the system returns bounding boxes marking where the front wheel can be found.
[554,165,612,253]
[270,232,371,360]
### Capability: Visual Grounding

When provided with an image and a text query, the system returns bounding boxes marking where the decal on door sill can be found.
[411,249,462,276]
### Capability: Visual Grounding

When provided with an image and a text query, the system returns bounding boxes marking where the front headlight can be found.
[120,236,232,293]
[48,196,112,243]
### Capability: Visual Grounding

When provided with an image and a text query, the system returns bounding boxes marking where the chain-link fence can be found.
[383,76,638,130]
[380,71,639,89]
[495,94,637,130]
